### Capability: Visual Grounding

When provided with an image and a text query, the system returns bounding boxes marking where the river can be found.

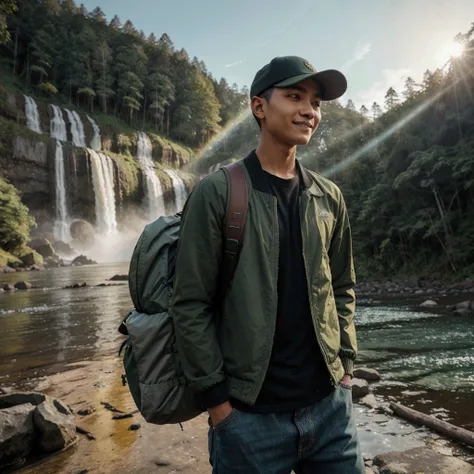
[1,264,474,428]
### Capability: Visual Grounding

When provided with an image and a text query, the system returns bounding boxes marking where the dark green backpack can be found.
[118,162,248,425]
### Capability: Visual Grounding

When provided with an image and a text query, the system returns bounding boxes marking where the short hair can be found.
[253,87,275,130]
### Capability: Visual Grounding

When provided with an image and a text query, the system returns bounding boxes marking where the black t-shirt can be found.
[232,169,333,413]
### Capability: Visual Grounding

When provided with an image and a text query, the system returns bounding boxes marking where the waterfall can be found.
[88,149,117,235]
[53,141,70,242]
[164,169,187,214]
[86,115,101,151]
[136,132,166,220]
[65,109,86,147]
[24,95,42,133]
[49,105,70,241]
[50,105,67,141]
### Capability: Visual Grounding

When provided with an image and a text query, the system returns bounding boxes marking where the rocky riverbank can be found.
[1,358,473,473]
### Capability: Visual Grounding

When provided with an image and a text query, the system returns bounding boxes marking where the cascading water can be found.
[53,141,70,242]
[88,149,117,235]
[24,95,42,133]
[86,115,102,151]
[50,105,67,141]
[65,109,86,147]
[136,132,166,220]
[164,168,187,214]
[50,105,70,242]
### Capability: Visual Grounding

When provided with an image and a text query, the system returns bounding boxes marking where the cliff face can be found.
[0,90,197,240]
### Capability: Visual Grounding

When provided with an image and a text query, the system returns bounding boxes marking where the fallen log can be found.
[390,402,474,448]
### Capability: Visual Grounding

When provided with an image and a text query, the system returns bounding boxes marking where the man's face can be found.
[254,79,322,146]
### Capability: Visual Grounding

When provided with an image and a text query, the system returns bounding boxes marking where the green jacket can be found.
[170,151,358,407]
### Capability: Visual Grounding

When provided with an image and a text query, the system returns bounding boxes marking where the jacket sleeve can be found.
[328,190,358,377]
[169,173,229,409]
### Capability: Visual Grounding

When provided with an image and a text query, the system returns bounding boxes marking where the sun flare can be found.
[435,41,464,65]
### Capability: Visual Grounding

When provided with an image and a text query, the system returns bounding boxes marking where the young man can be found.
[170,56,364,473]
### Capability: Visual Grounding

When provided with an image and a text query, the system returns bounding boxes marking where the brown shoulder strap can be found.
[218,162,248,298]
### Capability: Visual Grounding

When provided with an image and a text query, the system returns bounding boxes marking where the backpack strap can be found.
[219,162,248,298]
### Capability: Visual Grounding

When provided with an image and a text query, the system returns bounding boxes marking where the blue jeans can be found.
[207,385,364,474]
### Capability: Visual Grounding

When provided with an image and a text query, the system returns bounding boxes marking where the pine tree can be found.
[403,77,418,100]
[371,102,383,119]
[346,99,356,112]
[384,87,399,110]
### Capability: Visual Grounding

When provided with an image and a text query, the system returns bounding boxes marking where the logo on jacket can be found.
[318,209,332,219]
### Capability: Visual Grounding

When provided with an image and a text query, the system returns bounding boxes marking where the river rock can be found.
[2,266,16,273]
[14,281,32,290]
[351,378,370,398]
[0,392,46,409]
[0,403,36,466]
[373,447,474,473]
[353,368,382,381]
[71,255,97,266]
[27,238,54,258]
[455,301,473,310]
[109,274,128,281]
[34,398,76,452]
[2,284,15,291]
[359,394,379,409]
[454,308,472,317]
[420,299,437,308]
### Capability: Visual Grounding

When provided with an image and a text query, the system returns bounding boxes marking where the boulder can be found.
[52,241,75,257]
[2,284,15,291]
[109,274,128,281]
[0,403,36,466]
[14,281,32,290]
[34,398,76,452]
[27,238,54,259]
[420,299,438,308]
[69,220,95,247]
[2,266,16,273]
[30,264,45,271]
[373,447,474,473]
[353,368,382,381]
[456,301,473,311]
[454,308,472,317]
[71,255,97,266]
[351,378,370,398]
[18,248,43,267]
[0,392,46,409]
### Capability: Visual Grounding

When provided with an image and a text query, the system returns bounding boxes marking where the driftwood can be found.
[100,401,124,413]
[390,402,474,448]
[76,425,96,440]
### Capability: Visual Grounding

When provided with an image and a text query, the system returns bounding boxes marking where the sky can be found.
[82,0,474,109]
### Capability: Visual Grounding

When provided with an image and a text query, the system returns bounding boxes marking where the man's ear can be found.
[251,96,265,121]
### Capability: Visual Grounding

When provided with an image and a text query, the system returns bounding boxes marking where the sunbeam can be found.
[320,83,455,178]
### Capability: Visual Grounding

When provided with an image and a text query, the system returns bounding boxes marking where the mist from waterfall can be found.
[88,149,117,235]
[164,168,187,214]
[136,131,166,221]
[24,95,42,133]
[87,115,102,151]
[65,109,86,147]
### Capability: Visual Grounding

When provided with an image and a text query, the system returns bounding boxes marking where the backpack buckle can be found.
[224,238,239,256]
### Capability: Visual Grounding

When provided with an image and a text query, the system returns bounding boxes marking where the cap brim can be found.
[274,69,347,101]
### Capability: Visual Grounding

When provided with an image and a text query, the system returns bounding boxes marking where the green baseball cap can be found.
[250,56,347,101]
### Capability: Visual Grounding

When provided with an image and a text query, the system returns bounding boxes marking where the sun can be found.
[435,41,464,65]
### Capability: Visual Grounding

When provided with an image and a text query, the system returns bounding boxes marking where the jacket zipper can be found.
[299,194,338,387]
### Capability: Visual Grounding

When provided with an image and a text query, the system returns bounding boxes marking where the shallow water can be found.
[0,263,131,385]
[1,265,473,425]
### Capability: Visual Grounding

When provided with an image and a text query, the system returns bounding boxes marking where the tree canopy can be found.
[0,0,248,146]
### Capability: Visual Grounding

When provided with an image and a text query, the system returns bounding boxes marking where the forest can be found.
[198,24,474,278]
[0,0,249,147]
[1,2,474,278]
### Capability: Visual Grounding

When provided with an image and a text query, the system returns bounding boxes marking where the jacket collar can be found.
[243,150,324,197]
